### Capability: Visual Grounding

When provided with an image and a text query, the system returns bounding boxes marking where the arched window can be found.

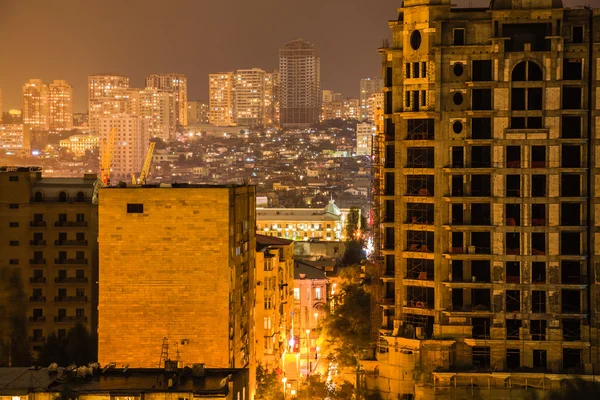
[511,60,543,81]
[58,191,67,202]
[34,191,43,202]
[76,192,85,202]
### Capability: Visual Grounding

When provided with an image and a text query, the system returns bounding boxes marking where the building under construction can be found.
[373,0,600,398]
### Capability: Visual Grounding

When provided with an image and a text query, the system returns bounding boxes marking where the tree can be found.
[255,363,284,400]
[546,379,600,400]
[38,334,68,366]
[0,268,30,366]
[320,282,371,368]
[64,323,95,365]
[342,207,364,266]
[149,137,168,150]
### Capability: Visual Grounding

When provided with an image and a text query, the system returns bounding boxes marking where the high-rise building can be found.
[187,100,210,124]
[264,72,279,126]
[356,122,375,156]
[359,77,384,121]
[209,73,235,126]
[321,100,344,121]
[0,124,31,152]
[97,184,256,395]
[255,235,294,370]
[343,98,360,120]
[0,167,98,359]
[368,92,384,130]
[22,79,49,131]
[234,69,266,127]
[137,88,176,141]
[88,74,130,135]
[279,39,321,127]
[49,80,73,131]
[98,114,149,180]
[374,0,600,398]
[322,90,342,103]
[145,73,188,127]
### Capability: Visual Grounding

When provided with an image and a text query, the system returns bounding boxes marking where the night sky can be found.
[0,0,593,113]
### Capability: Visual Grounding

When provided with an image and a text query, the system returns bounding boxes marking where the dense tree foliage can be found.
[38,323,95,366]
[255,363,284,400]
[0,268,30,366]
[342,207,365,266]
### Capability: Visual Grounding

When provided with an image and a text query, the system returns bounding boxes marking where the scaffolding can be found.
[371,124,384,347]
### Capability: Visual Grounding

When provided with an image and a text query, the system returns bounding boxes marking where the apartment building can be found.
[138,88,176,141]
[48,80,73,131]
[98,114,149,180]
[88,74,130,135]
[360,77,384,121]
[264,71,280,126]
[209,73,235,126]
[356,122,375,156]
[188,100,209,124]
[59,134,99,156]
[255,235,294,370]
[235,69,266,128]
[374,0,600,397]
[145,73,188,127]
[279,39,321,127]
[97,184,255,396]
[0,124,31,152]
[0,167,98,357]
[22,80,49,131]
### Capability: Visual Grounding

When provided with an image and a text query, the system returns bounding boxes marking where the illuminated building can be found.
[234,68,266,127]
[279,39,321,127]
[291,261,327,376]
[359,77,384,121]
[145,73,188,127]
[187,100,209,124]
[255,235,294,370]
[22,79,49,131]
[138,88,176,141]
[320,100,343,121]
[373,0,600,397]
[0,166,98,356]
[368,91,384,131]
[97,184,255,396]
[256,200,355,241]
[59,134,99,156]
[73,112,88,127]
[264,71,279,126]
[49,80,73,131]
[87,74,130,135]
[0,124,31,152]
[322,90,342,103]
[0,366,250,400]
[98,114,149,179]
[209,73,235,126]
[356,122,375,156]
[343,98,360,120]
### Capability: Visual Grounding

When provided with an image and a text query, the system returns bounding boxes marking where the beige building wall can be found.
[22,79,49,131]
[235,69,266,128]
[49,80,73,131]
[98,185,255,396]
[145,73,188,127]
[209,73,235,126]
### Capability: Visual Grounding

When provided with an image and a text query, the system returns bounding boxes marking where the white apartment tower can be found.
[145,73,188,127]
[356,122,375,156]
[99,114,149,180]
[209,73,235,127]
[279,39,321,127]
[137,88,176,141]
[49,80,73,131]
[88,74,131,135]
[235,68,266,127]
[22,79,49,130]
[360,77,384,121]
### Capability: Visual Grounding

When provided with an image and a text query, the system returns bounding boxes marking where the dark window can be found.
[9,259,19,265]
[472,318,490,339]
[562,86,582,109]
[532,262,546,283]
[413,62,420,78]
[533,350,547,369]
[531,320,547,340]
[531,146,546,168]
[453,28,465,45]
[506,146,520,168]
[561,232,580,255]
[572,26,583,43]
[506,290,521,312]
[9,204,18,209]
[471,175,491,197]
[506,319,521,340]
[472,346,490,368]
[562,290,581,313]
[33,191,43,202]
[562,116,581,138]
[452,176,463,196]
[506,349,521,370]
[471,118,491,139]
[562,145,581,168]
[9,222,19,228]
[504,23,551,52]
[472,60,493,81]
[453,63,464,77]
[563,349,581,372]
[9,241,19,246]
[506,175,521,197]
[506,232,520,255]
[386,67,392,87]
[506,204,520,226]
[471,203,490,225]
[506,262,520,283]
[563,59,582,80]
[405,63,411,79]
[561,173,581,197]
[127,204,144,213]
[9,176,18,181]
[421,62,427,78]
[58,192,67,202]
[472,89,492,110]
[532,233,546,255]
[452,147,464,168]
[76,192,85,202]
[471,146,490,168]
[561,203,581,226]
[532,204,546,226]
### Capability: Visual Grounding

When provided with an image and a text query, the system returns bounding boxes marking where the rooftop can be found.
[295,260,328,280]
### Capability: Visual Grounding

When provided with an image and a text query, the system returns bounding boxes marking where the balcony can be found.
[29,336,45,343]
[29,277,46,284]
[55,221,88,228]
[29,240,46,246]
[55,258,88,265]
[30,258,46,265]
[55,240,88,246]
[54,277,88,284]
[55,296,88,303]
[381,297,395,306]
[29,221,46,228]
[29,296,46,302]
[29,316,46,322]
[54,316,88,323]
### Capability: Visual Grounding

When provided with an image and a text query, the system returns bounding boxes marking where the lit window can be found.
[293,288,300,300]
[315,287,322,300]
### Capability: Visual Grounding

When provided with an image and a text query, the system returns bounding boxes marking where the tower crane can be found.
[131,141,156,185]
[100,127,117,186]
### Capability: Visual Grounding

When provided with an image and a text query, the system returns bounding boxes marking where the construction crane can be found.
[100,127,117,185]
[131,141,156,185]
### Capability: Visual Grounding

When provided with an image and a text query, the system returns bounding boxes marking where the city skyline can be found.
[0,0,400,112]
